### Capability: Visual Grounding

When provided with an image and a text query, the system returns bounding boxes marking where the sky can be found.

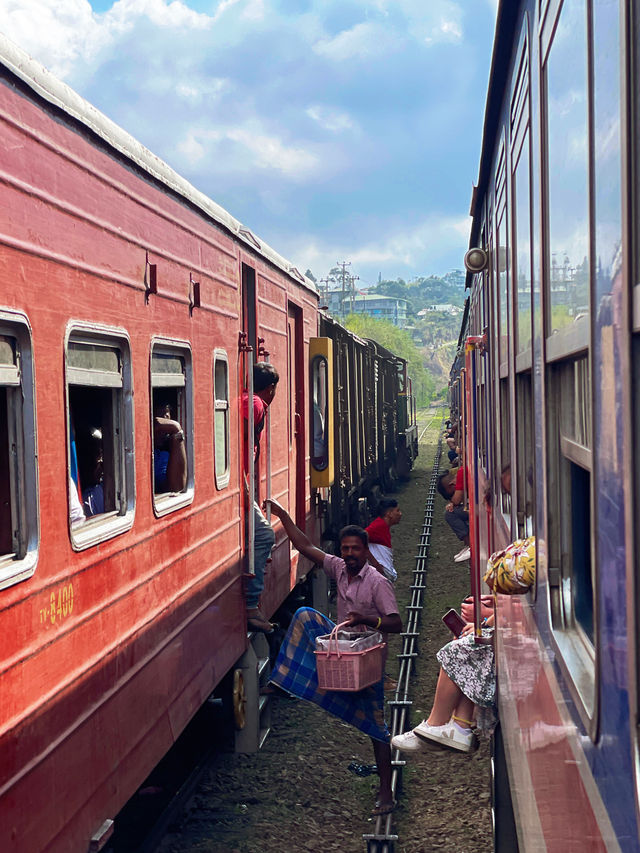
[0,0,498,288]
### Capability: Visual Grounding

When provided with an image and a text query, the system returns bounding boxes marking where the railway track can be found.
[363,412,444,853]
[119,407,456,853]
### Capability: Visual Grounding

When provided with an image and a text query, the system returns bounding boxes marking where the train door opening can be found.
[287,303,305,529]
[241,263,257,574]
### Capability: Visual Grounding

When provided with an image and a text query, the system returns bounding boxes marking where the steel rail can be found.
[363,414,444,853]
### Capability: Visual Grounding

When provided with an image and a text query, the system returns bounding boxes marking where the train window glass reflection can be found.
[514,135,532,355]
[213,351,230,489]
[66,330,134,550]
[311,355,329,471]
[151,343,193,515]
[0,319,38,589]
[545,0,590,345]
[497,211,509,372]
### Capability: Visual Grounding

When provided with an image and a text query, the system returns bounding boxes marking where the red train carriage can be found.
[0,37,319,853]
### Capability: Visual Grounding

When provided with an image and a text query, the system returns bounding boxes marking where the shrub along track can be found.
[156,408,491,853]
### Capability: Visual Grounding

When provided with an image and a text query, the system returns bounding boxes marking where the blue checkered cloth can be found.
[270,606,389,743]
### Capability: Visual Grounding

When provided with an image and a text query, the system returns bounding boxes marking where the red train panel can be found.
[0,39,318,853]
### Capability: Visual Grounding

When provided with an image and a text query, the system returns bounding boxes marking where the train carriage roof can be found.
[0,33,317,297]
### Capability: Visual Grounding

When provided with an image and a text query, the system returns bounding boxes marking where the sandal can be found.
[371,800,397,817]
[247,609,274,634]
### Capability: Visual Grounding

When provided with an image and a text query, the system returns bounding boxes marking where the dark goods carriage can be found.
[453,1,640,851]
[0,37,321,853]
[311,314,418,550]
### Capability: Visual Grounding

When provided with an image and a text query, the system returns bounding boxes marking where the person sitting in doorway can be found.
[243,362,279,633]
[436,467,470,562]
[391,611,496,754]
[366,498,402,583]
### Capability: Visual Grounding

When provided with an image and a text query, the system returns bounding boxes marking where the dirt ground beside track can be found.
[156,409,492,853]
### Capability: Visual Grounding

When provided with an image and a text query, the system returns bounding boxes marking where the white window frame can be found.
[66,324,135,551]
[213,349,230,490]
[150,338,194,517]
[0,311,39,589]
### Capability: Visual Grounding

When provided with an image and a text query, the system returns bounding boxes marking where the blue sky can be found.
[1,0,497,287]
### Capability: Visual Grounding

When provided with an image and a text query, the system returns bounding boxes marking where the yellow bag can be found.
[483,537,535,595]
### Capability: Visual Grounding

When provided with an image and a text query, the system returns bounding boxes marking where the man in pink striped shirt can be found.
[267,497,401,817]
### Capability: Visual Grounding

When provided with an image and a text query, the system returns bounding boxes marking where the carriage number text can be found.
[39,584,74,626]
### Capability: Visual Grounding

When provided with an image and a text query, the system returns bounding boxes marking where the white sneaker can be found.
[391,730,432,753]
[414,721,477,753]
[453,546,471,563]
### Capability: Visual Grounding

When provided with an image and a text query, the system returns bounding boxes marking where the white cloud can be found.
[306,105,356,133]
[313,21,395,61]
[0,0,213,78]
[290,214,471,279]
[174,77,229,103]
[177,121,321,180]
[108,0,212,30]
[1,0,100,77]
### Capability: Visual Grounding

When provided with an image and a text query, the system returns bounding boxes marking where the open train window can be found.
[66,327,134,550]
[213,350,230,490]
[546,355,594,714]
[498,378,512,527]
[515,372,534,538]
[150,340,193,516]
[0,315,38,589]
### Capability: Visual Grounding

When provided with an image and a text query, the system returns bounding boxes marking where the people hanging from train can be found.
[266,497,402,818]
[243,362,279,634]
[79,427,105,517]
[436,467,470,562]
[365,498,402,583]
[392,611,496,754]
[153,402,187,494]
[393,540,535,756]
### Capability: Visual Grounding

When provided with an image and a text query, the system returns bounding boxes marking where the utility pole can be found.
[336,260,351,319]
[349,274,360,314]
[319,276,334,308]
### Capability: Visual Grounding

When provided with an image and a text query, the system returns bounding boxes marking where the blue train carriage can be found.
[456,0,640,850]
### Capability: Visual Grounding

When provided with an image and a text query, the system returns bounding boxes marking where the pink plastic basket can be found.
[315,622,385,692]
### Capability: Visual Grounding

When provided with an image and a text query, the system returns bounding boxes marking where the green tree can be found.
[343,314,436,404]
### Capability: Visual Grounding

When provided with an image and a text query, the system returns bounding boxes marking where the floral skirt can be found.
[437,630,496,732]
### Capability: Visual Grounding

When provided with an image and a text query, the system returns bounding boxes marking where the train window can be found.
[213,351,230,489]
[66,328,134,550]
[498,378,512,527]
[311,355,329,471]
[544,0,590,352]
[513,134,532,358]
[497,211,509,374]
[547,355,594,712]
[515,372,534,537]
[0,317,38,589]
[150,341,193,516]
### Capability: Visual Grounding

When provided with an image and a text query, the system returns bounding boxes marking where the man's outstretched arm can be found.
[265,498,326,565]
